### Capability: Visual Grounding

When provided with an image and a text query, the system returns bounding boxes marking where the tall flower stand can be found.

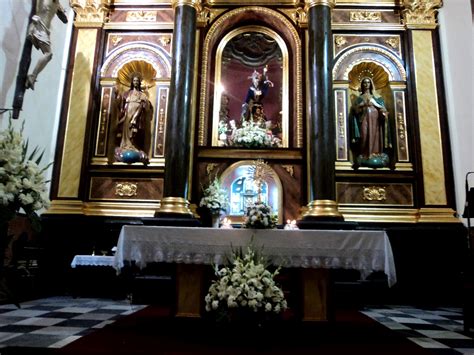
[0,219,20,308]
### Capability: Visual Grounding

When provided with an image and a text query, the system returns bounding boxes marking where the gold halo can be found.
[117,60,157,89]
[348,62,389,92]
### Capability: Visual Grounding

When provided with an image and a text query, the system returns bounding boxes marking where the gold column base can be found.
[301,199,343,219]
[156,197,194,216]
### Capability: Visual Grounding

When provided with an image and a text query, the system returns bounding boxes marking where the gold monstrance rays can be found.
[247,159,273,202]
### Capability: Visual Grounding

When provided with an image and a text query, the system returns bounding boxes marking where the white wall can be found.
[0,0,72,194]
[438,0,474,221]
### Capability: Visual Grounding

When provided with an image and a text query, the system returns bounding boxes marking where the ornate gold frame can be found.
[211,25,289,148]
[219,160,284,224]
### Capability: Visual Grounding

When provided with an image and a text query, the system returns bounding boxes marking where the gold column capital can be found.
[304,0,336,11]
[402,0,443,29]
[70,0,112,28]
[172,0,202,11]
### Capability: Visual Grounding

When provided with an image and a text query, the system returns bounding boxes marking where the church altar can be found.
[113,226,396,320]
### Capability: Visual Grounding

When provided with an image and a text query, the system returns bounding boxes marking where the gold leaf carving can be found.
[362,186,387,201]
[115,182,138,197]
[334,36,347,48]
[126,11,157,22]
[206,163,218,176]
[70,0,111,26]
[402,0,443,29]
[350,11,382,22]
[282,165,294,177]
[160,36,171,47]
[385,37,399,49]
[111,35,122,47]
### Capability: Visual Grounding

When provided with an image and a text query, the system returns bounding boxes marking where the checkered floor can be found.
[0,297,473,353]
[0,296,146,349]
[362,305,474,354]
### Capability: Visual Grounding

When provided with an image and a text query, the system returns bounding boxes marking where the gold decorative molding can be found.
[198,7,302,147]
[362,186,387,201]
[385,37,399,49]
[335,0,396,5]
[350,11,382,22]
[44,200,85,215]
[115,182,138,197]
[279,7,308,28]
[402,0,443,29]
[282,165,295,177]
[198,148,302,160]
[83,202,160,217]
[333,45,407,82]
[339,207,459,223]
[70,0,111,27]
[196,7,225,27]
[171,0,202,10]
[304,0,336,10]
[417,208,459,223]
[206,163,219,176]
[110,35,122,47]
[334,35,347,48]
[126,10,157,22]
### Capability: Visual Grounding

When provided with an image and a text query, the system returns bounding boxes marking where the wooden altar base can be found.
[176,264,330,321]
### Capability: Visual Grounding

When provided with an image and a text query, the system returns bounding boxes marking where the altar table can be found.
[113,226,396,320]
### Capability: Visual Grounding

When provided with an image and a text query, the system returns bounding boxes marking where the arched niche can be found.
[332,45,410,168]
[220,160,283,224]
[198,6,302,148]
[100,42,171,80]
[93,43,172,165]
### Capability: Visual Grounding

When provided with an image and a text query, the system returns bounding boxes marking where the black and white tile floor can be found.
[0,297,473,354]
[362,305,474,354]
[0,296,146,349]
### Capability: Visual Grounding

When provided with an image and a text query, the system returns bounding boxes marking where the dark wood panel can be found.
[337,182,413,206]
[89,177,163,201]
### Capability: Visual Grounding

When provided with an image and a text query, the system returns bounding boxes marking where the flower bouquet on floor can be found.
[204,244,287,325]
[0,119,51,232]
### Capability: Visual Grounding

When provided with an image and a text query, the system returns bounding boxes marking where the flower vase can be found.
[211,214,220,228]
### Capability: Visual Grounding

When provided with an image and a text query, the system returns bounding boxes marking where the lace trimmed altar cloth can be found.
[114,226,396,287]
[71,255,115,268]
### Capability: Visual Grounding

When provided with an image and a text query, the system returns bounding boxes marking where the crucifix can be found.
[11,0,68,119]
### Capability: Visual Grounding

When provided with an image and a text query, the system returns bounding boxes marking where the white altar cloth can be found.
[113,226,396,287]
[71,255,115,268]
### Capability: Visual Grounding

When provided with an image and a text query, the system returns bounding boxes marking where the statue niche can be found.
[107,61,157,165]
[348,63,394,169]
[212,26,289,148]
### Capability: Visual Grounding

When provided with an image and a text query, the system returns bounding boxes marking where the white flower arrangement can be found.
[243,201,278,229]
[0,120,51,230]
[205,245,287,322]
[233,121,280,148]
[199,176,229,215]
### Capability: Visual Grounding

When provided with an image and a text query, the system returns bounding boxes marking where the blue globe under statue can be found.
[121,150,142,164]
[356,153,390,169]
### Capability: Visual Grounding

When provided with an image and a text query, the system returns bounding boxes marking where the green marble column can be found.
[302,1,342,220]
[157,2,198,217]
